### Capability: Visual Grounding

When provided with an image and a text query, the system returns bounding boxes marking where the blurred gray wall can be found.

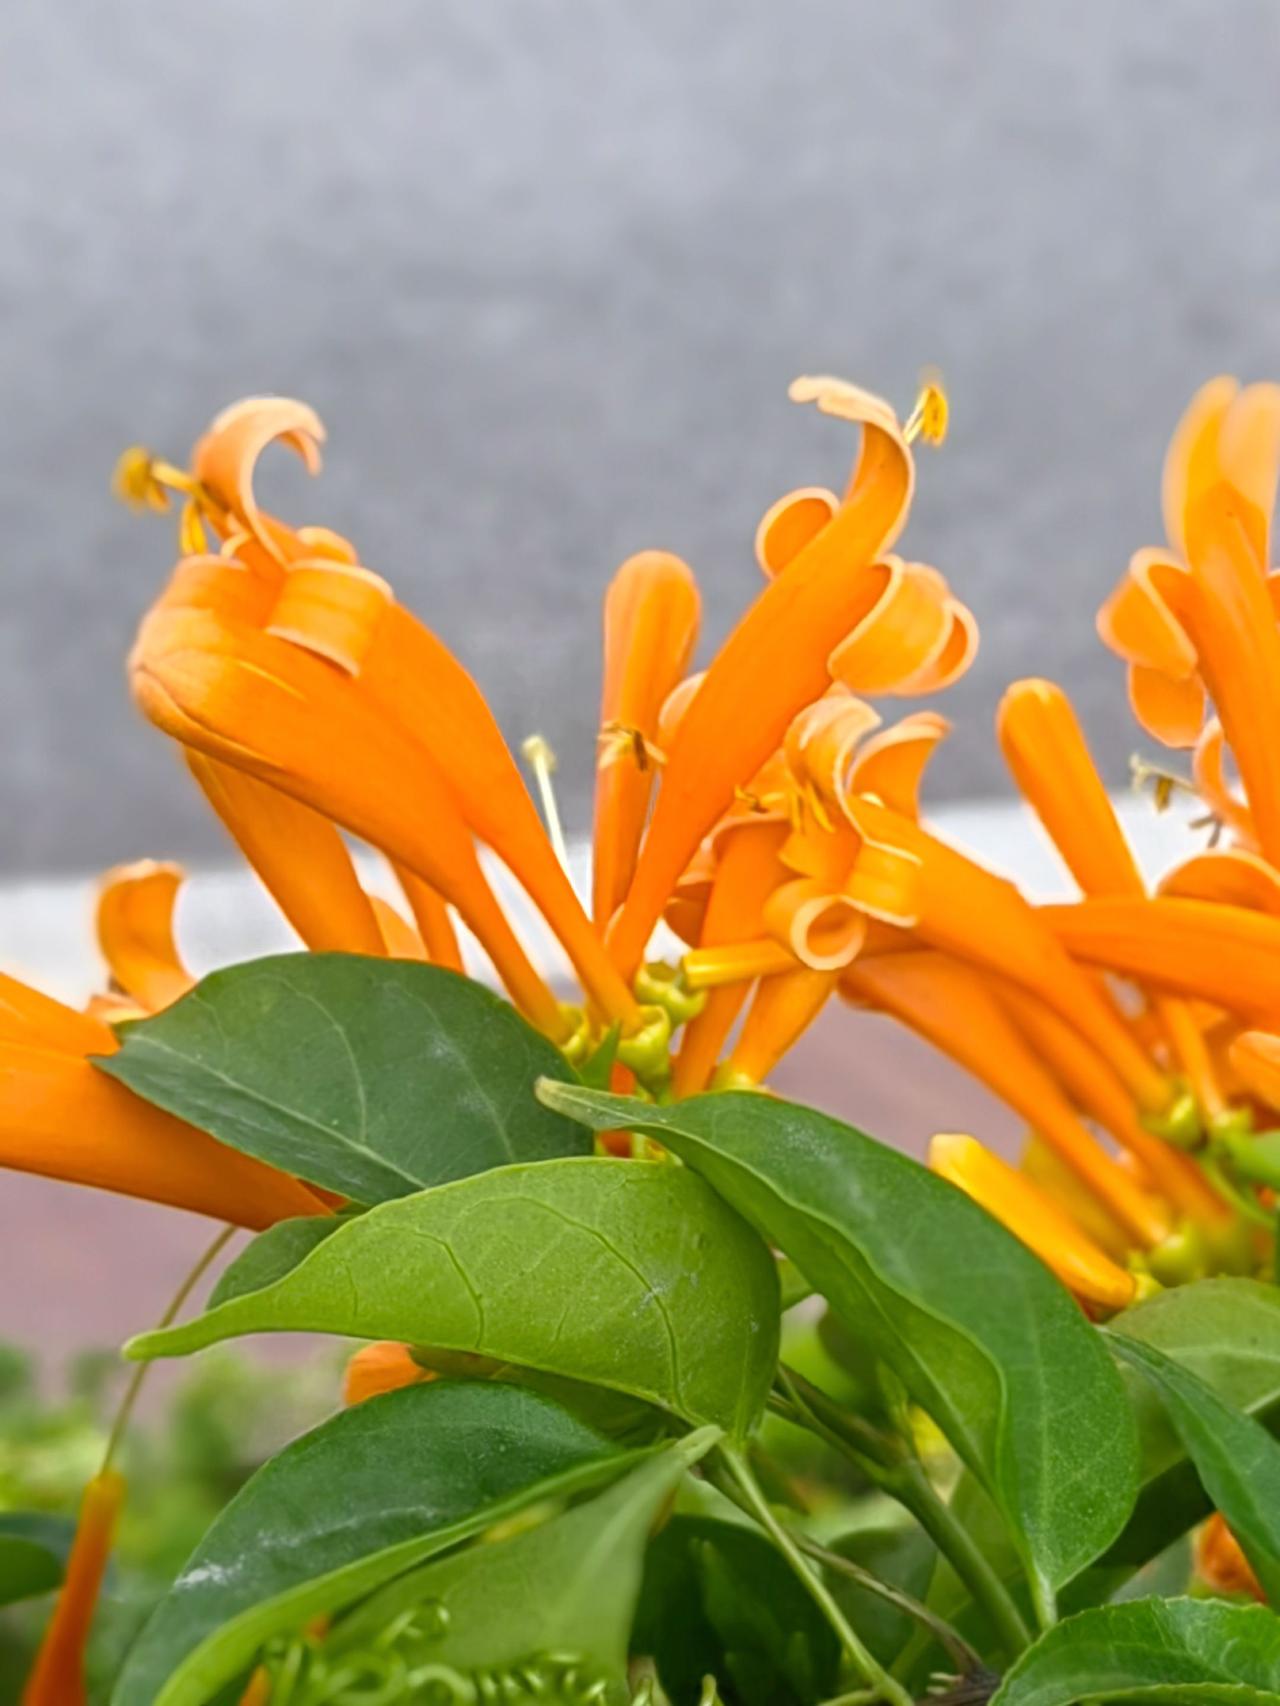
[3,0,1278,877]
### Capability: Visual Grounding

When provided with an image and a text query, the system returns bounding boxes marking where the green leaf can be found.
[633,1514,841,1706]
[1110,1334,1280,1605]
[207,1216,346,1308]
[111,1381,633,1706]
[1096,1280,1280,1584]
[321,1429,720,1698]
[100,954,588,1204]
[0,1514,73,1606]
[990,1598,1280,1705]
[538,1084,1139,1608]
[128,1157,780,1441]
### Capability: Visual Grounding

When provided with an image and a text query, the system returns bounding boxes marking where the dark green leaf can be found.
[101,955,588,1204]
[0,1514,72,1606]
[128,1157,780,1441]
[826,1524,938,1670]
[322,1429,720,1697]
[1096,1280,1280,1584]
[111,1381,632,1706]
[990,1598,1280,1705]
[538,1084,1139,1610]
[1110,1334,1280,1605]
[633,1514,840,1706]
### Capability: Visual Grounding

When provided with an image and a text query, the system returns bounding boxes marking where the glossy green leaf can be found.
[991,1598,1280,1705]
[101,954,588,1204]
[321,1428,720,1699]
[0,1514,72,1606]
[633,1514,840,1706]
[128,1157,780,1441]
[539,1084,1139,1607]
[1095,1279,1280,1582]
[111,1381,632,1706]
[1110,1333,1280,1605]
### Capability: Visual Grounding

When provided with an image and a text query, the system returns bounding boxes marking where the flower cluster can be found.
[10,374,1280,1698]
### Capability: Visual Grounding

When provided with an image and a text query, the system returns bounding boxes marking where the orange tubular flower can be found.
[21,1470,125,1706]
[839,796,1174,1118]
[1045,896,1280,1023]
[1196,1513,1265,1602]
[672,818,791,1096]
[186,752,388,957]
[998,677,1226,1119]
[593,551,701,925]
[608,376,973,980]
[843,953,1169,1246]
[138,401,640,1033]
[721,967,840,1090]
[929,1134,1138,1312]
[130,559,568,1039]
[0,971,324,1227]
[95,861,194,1012]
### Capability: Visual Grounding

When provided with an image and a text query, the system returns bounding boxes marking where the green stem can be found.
[103,1224,237,1470]
[712,1447,913,1706]
[777,1368,1032,1657]
[795,1535,982,1676]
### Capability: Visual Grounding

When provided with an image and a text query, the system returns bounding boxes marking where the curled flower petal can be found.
[763,878,867,971]
[192,396,326,563]
[827,557,976,697]
[1160,847,1280,915]
[266,561,393,675]
[95,861,194,1012]
[755,487,839,577]
[929,1134,1137,1311]
[608,378,918,977]
[592,551,700,924]
[21,1470,126,1706]
[848,711,950,819]
[844,952,1170,1245]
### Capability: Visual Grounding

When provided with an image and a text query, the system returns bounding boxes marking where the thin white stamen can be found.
[521,734,571,874]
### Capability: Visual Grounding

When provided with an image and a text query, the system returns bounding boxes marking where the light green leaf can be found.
[322,1429,720,1699]
[539,1084,1138,1608]
[991,1598,1280,1705]
[208,1216,346,1308]
[100,954,588,1204]
[111,1381,633,1706]
[0,1514,72,1606]
[1110,1334,1280,1606]
[127,1157,780,1441]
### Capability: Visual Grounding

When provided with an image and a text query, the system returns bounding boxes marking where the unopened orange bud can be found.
[22,1470,125,1706]
[1196,1512,1264,1601]
[342,1341,431,1407]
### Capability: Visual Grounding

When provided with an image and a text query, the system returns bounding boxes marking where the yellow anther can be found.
[111,447,172,512]
[903,371,948,447]
[597,722,666,773]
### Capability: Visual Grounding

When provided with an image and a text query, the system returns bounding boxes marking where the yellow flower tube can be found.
[929,1134,1138,1312]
